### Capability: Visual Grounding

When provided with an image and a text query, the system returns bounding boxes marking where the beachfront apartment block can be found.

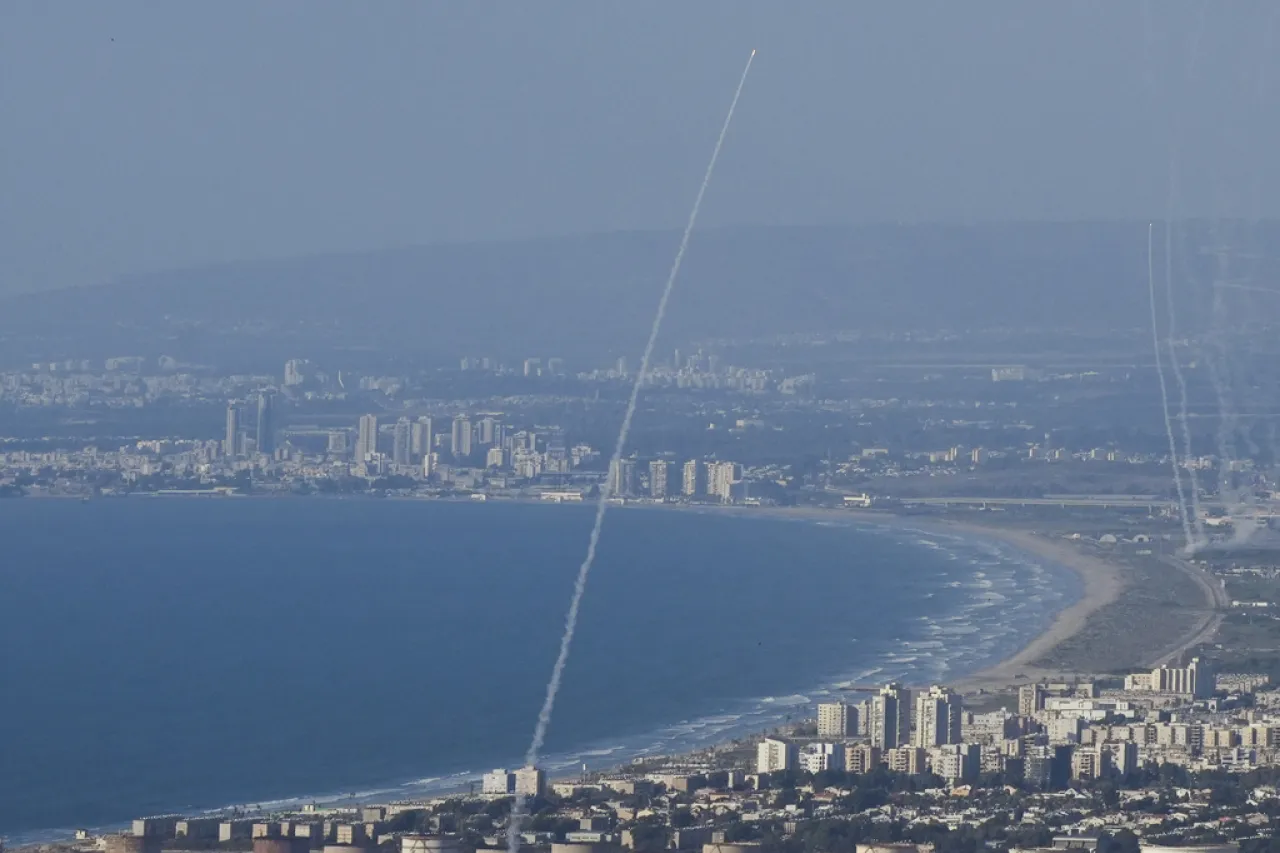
[756,737,798,773]
[817,701,857,738]
[870,683,912,749]
[513,765,547,797]
[913,685,963,747]
[799,742,846,773]
[483,769,515,795]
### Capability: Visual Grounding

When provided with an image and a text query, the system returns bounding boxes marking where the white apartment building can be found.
[913,685,963,747]
[799,742,846,773]
[756,737,798,773]
[482,769,514,796]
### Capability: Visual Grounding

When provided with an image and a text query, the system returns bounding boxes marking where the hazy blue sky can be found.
[1,1,1276,295]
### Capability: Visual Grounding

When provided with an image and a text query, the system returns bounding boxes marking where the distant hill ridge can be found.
[1,222,1273,362]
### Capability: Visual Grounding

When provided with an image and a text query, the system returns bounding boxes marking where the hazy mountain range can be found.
[1,222,1272,368]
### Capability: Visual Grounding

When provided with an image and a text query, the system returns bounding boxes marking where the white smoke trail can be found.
[1205,272,1244,542]
[1148,222,1193,547]
[505,50,757,853]
[1213,281,1280,296]
[1162,206,1204,548]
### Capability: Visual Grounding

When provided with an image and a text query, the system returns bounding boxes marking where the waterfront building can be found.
[133,817,180,837]
[682,460,705,496]
[452,415,472,458]
[609,458,636,497]
[914,685,963,747]
[513,765,546,797]
[412,417,433,460]
[393,418,413,466]
[756,737,797,773]
[855,698,872,736]
[706,461,742,503]
[817,701,856,739]
[649,460,672,499]
[482,769,515,796]
[799,742,845,773]
[871,683,912,749]
[176,819,220,839]
[224,403,240,458]
[256,392,276,456]
[357,414,379,462]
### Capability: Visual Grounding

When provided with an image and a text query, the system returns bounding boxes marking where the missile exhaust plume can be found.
[1148,222,1194,547]
[505,49,757,853]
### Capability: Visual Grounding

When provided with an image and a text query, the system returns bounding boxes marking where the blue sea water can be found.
[0,499,1078,840]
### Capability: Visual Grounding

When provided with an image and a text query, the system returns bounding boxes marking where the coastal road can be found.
[905,496,1180,510]
[1151,553,1228,666]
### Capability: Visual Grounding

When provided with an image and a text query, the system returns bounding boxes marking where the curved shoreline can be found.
[0,501,1156,845]
[635,502,1227,696]
[625,504,1127,692]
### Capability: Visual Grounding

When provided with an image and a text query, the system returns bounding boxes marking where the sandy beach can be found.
[1,499,1210,846]
[630,502,1203,697]
[940,522,1126,694]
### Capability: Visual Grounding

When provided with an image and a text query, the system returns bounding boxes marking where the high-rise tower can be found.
[913,685,963,747]
[452,415,472,458]
[356,414,379,461]
[224,403,240,458]
[870,683,912,749]
[255,392,276,457]
[392,418,413,466]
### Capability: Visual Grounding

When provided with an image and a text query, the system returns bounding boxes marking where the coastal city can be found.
[9,322,1280,853]
[7,6,1280,853]
[35,658,1280,853]
[6,335,1280,523]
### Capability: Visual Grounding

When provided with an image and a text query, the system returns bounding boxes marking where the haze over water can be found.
[0,499,1077,839]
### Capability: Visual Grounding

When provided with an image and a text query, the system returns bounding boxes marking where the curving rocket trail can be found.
[1148,222,1193,547]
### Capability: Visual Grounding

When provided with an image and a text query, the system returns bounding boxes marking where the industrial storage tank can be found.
[324,844,373,853]
[702,844,763,853]
[104,835,162,853]
[176,819,221,840]
[293,823,326,850]
[255,838,311,853]
[552,844,622,853]
[401,836,462,853]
